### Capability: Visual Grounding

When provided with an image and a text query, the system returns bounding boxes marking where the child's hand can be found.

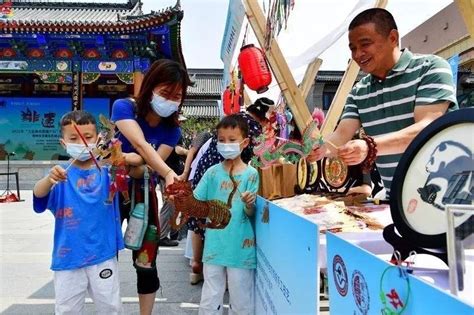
[241,191,256,208]
[48,165,67,185]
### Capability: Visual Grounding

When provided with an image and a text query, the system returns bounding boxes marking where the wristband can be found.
[360,135,377,174]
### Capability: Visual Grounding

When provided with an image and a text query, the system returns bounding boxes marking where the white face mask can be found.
[217,141,244,160]
[151,93,180,117]
[66,143,95,161]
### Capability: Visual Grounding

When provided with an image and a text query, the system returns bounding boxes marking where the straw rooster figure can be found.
[165,164,237,229]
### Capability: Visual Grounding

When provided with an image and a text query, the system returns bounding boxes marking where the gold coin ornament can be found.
[297,158,308,190]
[323,157,349,189]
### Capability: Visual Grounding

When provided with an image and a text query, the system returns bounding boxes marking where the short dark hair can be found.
[216,114,249,138]
[60,110,96,135]
[246,97,274,121]
[135,59,190,126]
[349,8,398,37]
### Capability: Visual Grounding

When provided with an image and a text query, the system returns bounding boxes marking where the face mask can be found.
[151,93,180,118]
[217,141,244,160]
[66,143,95,161]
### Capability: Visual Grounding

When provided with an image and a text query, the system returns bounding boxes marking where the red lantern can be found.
[222,85,240,115]
[238,44,272,94]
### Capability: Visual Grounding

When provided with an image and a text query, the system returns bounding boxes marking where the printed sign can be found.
[255,197,319,314]
[0,97,72,160]
[327,233,473,314]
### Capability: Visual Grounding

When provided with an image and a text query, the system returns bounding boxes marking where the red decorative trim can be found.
[54,48,73,59]
[0,47,16,58]
[83,48,100,59]
[27,48,44,58]
[111,49,128,59]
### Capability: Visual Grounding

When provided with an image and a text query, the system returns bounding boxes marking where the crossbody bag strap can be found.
[130,178,136,212]
[143,167,149,226]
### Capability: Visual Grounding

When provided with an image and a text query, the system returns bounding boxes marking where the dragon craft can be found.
[252,120,324,168]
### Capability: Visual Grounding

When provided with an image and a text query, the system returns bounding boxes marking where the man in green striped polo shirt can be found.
[309,8,458,198]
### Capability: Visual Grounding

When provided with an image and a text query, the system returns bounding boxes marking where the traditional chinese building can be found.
[0,0,186,161]
[401,2,473,107]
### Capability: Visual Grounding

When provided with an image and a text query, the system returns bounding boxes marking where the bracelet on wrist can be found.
[360,135,377,174]
[164,169,173,178]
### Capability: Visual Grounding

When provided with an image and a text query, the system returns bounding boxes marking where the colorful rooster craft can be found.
[92,115,130,205]
[104,139,130,205]
[165,164,236,230]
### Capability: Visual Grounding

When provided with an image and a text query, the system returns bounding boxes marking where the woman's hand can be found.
[176,169,189,182]
[165,170,178,187]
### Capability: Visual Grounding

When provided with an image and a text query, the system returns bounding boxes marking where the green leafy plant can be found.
[180,117,219,147]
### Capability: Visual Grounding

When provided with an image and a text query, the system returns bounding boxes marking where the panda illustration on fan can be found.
[417,140,473,210]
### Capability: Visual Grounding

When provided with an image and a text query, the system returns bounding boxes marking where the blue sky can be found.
[138,0,453,69]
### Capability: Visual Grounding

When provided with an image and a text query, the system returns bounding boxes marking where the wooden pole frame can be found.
[243,0,313,133]
[300,58,323,100]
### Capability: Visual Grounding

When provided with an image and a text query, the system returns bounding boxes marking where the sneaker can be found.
[159,237,179,247]
[190,272,203,285]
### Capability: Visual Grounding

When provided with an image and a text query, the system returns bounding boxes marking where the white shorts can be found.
[199,264,255,315]
[54,257,122,314]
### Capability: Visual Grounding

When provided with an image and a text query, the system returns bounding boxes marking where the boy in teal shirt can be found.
[194,114,259,315]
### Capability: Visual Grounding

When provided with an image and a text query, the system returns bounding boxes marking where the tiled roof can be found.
[1,0,182,34]
[182,100,220,118]
[316,70,365,83]
[187,68,224,97]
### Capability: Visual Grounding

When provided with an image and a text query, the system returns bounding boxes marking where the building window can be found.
[322,91,336,110]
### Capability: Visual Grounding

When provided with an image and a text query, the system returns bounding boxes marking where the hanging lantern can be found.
[238,44,272,94]
[222,84,240,115]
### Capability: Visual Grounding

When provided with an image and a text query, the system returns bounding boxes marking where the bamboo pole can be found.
[299,58,322,100]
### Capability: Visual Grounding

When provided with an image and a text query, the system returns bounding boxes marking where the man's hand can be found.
[347,184,372,197]
[338,139,369,165]
[307,144,329,163]
[48,165,67,185]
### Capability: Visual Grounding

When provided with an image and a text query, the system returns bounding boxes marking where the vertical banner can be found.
[0,97,72,160]
[220,0,246,89]
[448,54,459,92]
[327,233,473,314]
[72,71,82,110]
[255,196,319,314]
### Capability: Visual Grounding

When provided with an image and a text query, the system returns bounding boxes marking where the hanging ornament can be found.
[222,69,241,115]
[238,44,272,94]
[265,0,295,50]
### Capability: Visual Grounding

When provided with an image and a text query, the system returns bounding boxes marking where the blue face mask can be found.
[151,93,180,118]
[217,141,244,160]
[66,143,95,161]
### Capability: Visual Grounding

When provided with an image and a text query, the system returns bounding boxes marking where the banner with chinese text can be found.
[0,97,71,160]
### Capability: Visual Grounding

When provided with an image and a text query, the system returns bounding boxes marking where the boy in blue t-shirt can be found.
[192,114,259,315]
[33,111,127,314]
